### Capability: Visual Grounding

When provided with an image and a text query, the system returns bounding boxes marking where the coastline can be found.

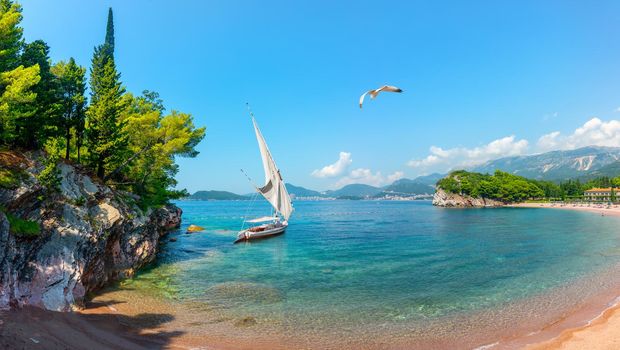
[4,202,620,350]
[511,202,620,350]
[509,202,620,217]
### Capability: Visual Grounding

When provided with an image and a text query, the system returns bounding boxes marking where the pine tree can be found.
[0,0,23,73]
[0,0,40,145]
[51,58,86,160]
[18,40,62,148]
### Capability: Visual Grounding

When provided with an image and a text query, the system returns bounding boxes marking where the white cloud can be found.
[536,118,620,152]
[311,152,352,178]
[334,169,404,188]
[387,171,405,183]
[408,135,529,172]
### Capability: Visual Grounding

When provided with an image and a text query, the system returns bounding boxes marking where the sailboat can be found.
[234,111,293,244]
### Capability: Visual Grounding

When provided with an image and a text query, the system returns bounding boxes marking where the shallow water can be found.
[111,200,620,348]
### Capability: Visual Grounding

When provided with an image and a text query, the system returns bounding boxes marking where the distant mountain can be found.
[412,173,445,186]
[285,183,322,197]
[470,146,620,181]
[188,190,249,201]
[382,178,435,194]
[326,184,382,198]
[582,160,620,179]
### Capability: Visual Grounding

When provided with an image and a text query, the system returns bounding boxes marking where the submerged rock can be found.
[0,151,182,311]
[234,316,257,327]
[186,224,204,233]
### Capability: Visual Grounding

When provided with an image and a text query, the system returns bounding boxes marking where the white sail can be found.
[252,117,293,220]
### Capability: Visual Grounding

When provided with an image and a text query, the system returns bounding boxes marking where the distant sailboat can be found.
[235,110,293,244]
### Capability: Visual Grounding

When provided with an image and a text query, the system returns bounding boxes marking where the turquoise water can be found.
[120,200,620,347]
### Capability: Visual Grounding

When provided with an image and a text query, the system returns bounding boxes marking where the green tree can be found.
[86,7,128,179]
[111,92,205,207]
[86,44,127,179]
[0,0,41,146]
[51,58,87,161]
[0,0,23,73]
[104,7,114,58]
[0,64,39,144]
[18,39,61,148]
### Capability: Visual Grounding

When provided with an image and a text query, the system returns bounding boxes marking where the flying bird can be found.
[359,85,403,109]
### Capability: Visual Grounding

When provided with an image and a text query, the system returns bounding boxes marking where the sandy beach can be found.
[512,202,620,350]
[510,202,620,217]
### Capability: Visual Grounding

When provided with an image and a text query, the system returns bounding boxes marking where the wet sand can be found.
[512,202,620,350]
[525,301,620,350]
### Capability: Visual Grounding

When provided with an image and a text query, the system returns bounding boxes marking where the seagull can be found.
[359,85,403,109]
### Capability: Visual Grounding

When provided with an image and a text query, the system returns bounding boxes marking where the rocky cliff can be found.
[0,151,181,311]
[432,188,504,207]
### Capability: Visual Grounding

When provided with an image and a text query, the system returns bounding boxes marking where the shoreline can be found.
[3,202,620,349]
[509,201,620,217]
[510,202,620,350]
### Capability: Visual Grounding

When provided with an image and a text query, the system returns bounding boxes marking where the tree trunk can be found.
[97,156,105,179]
[65,127,71,160]
[76,134,82,164]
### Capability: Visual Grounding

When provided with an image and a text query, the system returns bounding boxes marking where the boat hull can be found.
[234,222,287,243]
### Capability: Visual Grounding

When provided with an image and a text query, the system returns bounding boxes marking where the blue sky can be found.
[20,1,620,193]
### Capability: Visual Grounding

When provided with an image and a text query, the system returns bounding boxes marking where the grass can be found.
[0,206,40,238]
[0,168,21,189]
[6,212,40,237]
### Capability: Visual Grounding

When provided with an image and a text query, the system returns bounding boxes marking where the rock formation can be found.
[0,151,181,311]
[432,188,504,207]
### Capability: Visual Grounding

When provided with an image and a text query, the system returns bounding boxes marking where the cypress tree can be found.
[87,44,126,179]
[104,7,114,58]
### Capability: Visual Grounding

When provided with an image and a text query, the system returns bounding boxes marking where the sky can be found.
[20,0,620,193]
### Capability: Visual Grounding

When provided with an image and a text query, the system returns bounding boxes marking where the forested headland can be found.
[437,170,620,203]
[0,2,205,209]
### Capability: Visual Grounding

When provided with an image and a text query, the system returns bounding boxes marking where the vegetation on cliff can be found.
[437,170,544,203]
[0,2,205,209]
[437,170,620,202]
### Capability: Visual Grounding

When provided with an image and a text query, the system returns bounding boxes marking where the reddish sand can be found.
[510,202,620,217]
[508,202,620,350]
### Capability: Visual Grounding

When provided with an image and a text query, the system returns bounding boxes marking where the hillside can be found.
[285,183,322,197]
[471,146,620,180]
[412,173,445,186]
[326,184,382,198]
[188,190,249,200]
[382,178,435,194]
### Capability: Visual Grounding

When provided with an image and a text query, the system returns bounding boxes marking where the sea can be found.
[98,200,620,349]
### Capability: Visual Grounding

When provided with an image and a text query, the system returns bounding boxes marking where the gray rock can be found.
[0,151,182,311]
[432,188,504,207]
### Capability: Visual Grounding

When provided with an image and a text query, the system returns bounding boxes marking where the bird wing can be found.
[359,91,371,109]
[379,85,403,93]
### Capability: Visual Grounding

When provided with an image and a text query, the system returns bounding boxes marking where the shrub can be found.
[37,153,61,192]
[3,211,40,237]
